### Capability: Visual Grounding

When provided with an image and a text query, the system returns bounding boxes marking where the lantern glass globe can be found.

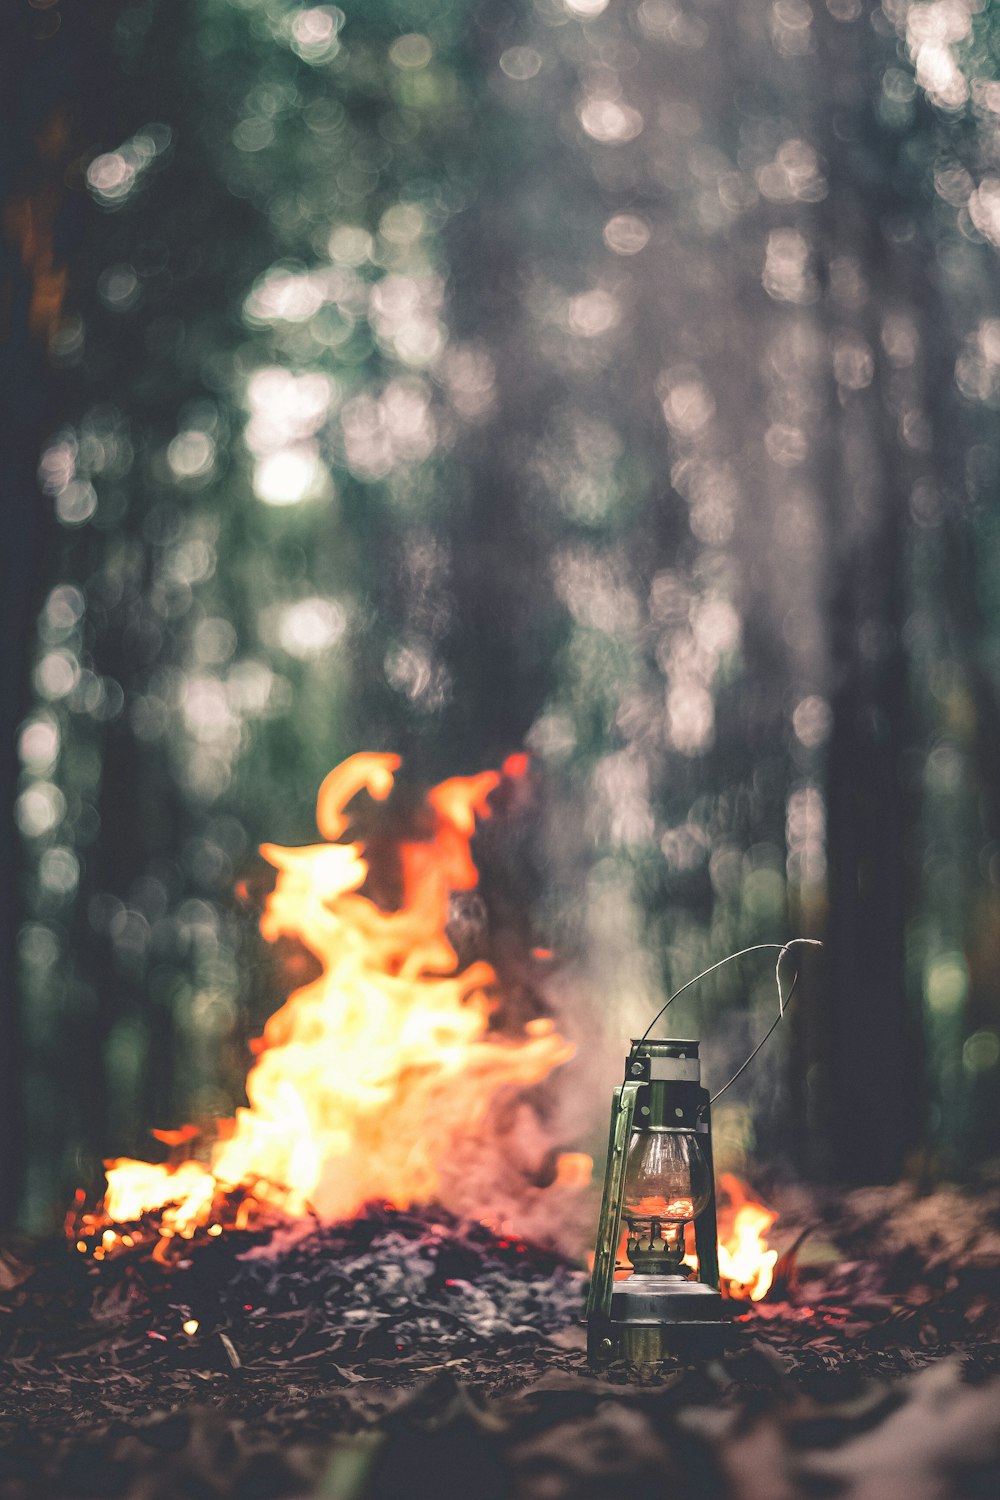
[623,1129,711,1251]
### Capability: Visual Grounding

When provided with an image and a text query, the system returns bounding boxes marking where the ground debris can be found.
[2,1188,1000,1498]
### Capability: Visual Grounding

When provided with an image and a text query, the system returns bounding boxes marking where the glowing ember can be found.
[715,1173,779,1302]
[91,753,579,1243]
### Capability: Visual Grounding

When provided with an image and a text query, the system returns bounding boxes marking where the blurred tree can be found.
[1,0,126,1225]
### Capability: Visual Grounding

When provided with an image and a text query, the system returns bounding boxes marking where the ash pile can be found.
[1,1205,585,1419]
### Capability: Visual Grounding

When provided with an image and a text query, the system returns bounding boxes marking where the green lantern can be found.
[586,1037,726,1365]
[586,941,820,1369]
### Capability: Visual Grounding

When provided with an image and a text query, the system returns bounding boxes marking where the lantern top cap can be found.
[629,1038,700,1057]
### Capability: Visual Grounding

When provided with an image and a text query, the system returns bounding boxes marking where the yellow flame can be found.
[717,1205,779,1301]
[101,753,575,1235]
[678,1175,779,1301]
[716,1174,779,1302]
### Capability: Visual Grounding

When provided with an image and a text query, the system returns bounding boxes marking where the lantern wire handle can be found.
[625,938,823,1101]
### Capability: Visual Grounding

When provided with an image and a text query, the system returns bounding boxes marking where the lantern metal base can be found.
[588,1277,729,1369]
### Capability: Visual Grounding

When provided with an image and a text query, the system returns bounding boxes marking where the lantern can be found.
[586,1038,726,1366]
[586,940,821,1368]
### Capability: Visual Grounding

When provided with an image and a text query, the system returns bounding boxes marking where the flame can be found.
[98,753,577,1238]
[627,1195,695,1221]
[715,1173,779,1302]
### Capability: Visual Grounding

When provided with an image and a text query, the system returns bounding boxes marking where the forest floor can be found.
[2,1181,1000,1499]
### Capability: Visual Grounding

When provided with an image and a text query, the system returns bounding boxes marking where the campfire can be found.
[9,756,1000,1500]
[71,752,591,1262]
[68,747,787,1315]
[68,748,789,1326]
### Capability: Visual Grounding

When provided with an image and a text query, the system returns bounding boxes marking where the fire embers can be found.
[74,753,586,1257]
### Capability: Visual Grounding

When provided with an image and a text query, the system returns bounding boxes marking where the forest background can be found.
[3,0,1000,1235]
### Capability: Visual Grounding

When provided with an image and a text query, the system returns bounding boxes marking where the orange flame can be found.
[628,1195,696,1221]
[715,1173,778,1302]
[100,753,577,1237]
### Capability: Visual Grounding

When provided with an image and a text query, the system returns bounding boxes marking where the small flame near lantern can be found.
[75,753,589,1254]
[714,1172,779,1302]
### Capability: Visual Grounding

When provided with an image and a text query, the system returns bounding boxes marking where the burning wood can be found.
[72,753,587,1255]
